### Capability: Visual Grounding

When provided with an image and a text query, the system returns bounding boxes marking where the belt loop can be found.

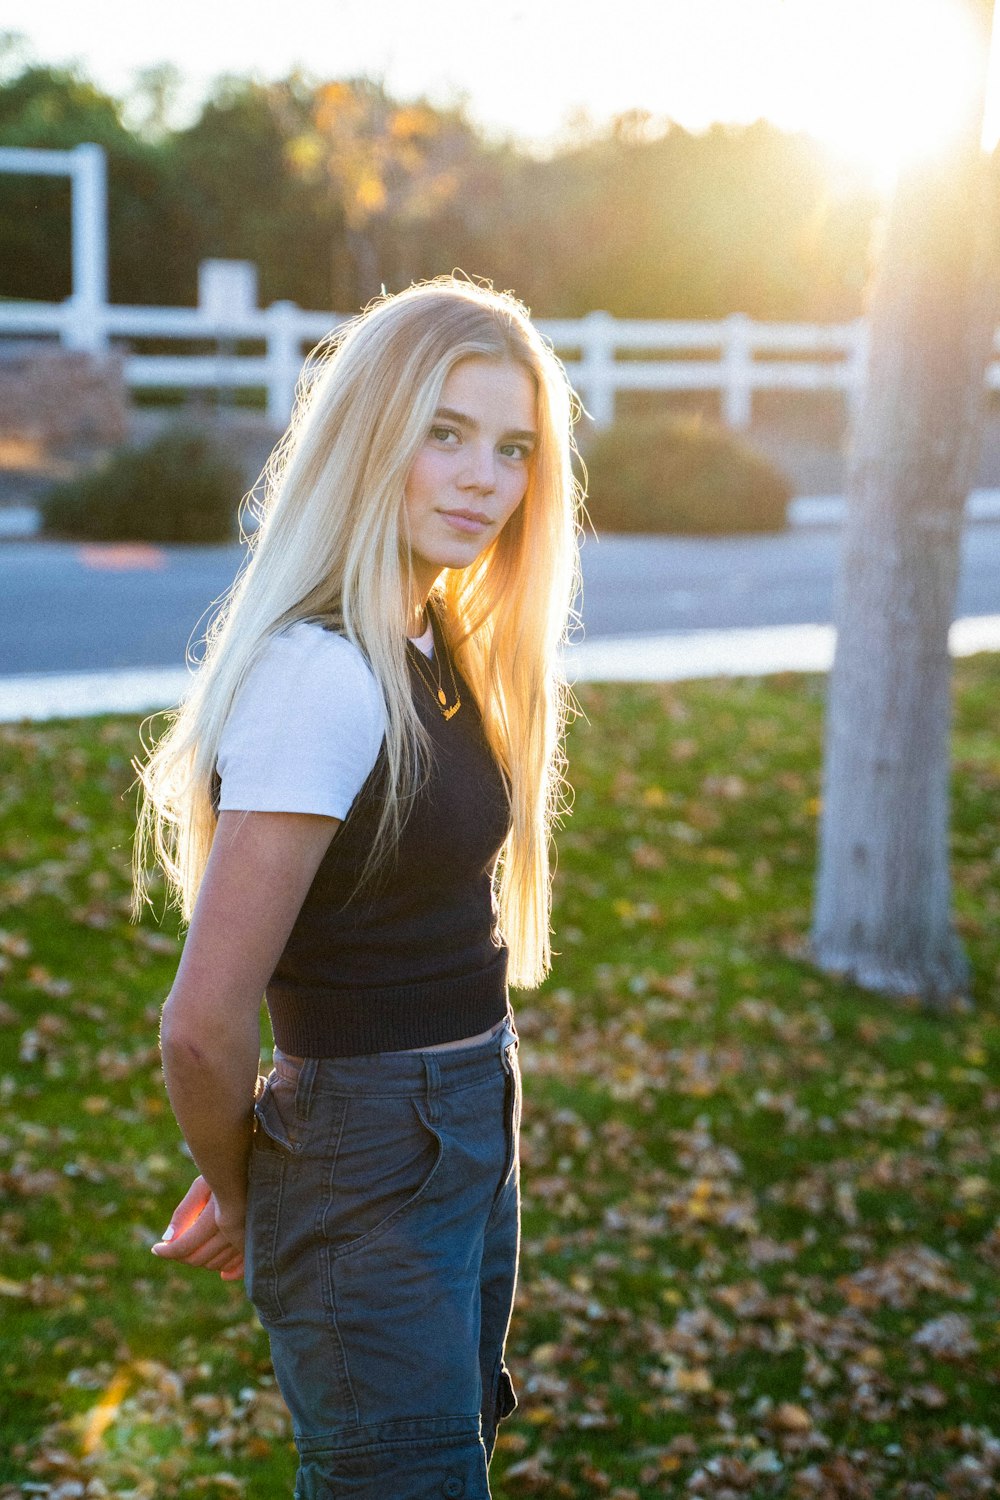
[422,1051,441,1125]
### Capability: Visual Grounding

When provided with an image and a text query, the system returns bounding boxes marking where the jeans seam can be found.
[315,1098,359,1426]
[247,1143,288,1323]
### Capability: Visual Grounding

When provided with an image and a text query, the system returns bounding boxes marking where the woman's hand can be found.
[151,1174,246,1281]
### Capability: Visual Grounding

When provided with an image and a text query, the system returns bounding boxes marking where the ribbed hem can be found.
[265,948,509,1058]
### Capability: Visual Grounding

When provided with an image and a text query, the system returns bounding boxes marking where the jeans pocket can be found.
[253,1070,305,1154]
[324,1093,444,1260]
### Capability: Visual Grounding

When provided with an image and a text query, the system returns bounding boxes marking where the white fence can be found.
[8,267,1000,431]
[0,280,874,429]
[1,143,997,432]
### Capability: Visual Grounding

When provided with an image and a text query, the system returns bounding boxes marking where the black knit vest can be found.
[263,604,513,1056]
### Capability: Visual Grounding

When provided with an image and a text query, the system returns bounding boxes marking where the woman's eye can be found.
[430,426,457,444]
[500,443,531,461]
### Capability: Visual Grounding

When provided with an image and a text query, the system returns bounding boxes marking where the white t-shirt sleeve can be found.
[216,623,387,819]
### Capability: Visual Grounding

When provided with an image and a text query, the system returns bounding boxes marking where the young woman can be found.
[134,277,583,1498]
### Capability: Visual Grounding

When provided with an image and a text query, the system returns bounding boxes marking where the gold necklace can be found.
[406,607,462,720]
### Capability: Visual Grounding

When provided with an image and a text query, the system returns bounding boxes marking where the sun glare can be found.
[761,0,998,192]
[3,0,998,189]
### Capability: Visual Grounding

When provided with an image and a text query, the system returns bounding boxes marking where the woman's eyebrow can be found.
[434,406,537,442]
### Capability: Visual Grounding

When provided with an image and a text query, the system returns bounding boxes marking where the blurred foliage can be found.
[0,43,880,318]
[286,77,494,303]
[166,72,338,309]
[39,425,244,542]
[583,412,793,533]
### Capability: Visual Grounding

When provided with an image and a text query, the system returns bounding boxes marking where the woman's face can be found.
[402,356,537,601]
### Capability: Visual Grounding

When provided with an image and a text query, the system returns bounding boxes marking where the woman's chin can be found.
[416,542,490,573]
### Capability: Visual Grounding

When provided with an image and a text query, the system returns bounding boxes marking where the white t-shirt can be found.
[216,619,434,819]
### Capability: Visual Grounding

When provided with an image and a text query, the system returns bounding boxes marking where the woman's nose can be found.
[460,443,497,490]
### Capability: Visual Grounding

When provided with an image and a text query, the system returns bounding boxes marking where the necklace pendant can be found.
[437,688,447,705]
[443,697,461,720]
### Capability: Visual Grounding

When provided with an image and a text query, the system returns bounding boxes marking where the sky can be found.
[2,0,997,189]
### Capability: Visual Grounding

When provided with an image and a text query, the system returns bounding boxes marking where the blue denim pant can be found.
[245,1011,522,1499]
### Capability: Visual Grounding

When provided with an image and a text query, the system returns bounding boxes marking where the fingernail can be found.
[161,1225,175,1242]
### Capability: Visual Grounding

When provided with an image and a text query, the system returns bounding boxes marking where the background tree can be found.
[810,0,999,1007]
[286,79,489,303]
[477,115,878,320]
[166,73,339,308]
[0,46,880,323]
[122,62,185,145]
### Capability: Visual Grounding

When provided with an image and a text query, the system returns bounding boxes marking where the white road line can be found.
[2,617,999,722]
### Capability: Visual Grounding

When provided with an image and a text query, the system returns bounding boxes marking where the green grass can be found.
[1,662,999,1498]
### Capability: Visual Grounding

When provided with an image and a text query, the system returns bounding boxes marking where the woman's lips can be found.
[440,510,490,533]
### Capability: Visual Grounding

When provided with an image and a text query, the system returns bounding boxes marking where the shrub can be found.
[581,412,793,534]
[40,425,245,543]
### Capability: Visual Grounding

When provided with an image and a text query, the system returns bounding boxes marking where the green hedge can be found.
[582,412,793,534]
[40,426,245,543]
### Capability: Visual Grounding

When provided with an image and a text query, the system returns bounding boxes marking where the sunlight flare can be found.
[749,0,998,191]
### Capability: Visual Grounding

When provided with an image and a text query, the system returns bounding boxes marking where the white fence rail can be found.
[3,267,999,430]
[1,143,996,432]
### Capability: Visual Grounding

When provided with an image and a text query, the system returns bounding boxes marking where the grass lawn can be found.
[1,661,998,1499]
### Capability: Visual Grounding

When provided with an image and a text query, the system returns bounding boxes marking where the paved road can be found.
[1,524,999,676]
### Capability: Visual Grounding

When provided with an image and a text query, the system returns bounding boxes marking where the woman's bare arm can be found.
[152,809,339,1273]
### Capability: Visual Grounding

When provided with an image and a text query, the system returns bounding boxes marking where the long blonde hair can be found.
[132,276,585,989]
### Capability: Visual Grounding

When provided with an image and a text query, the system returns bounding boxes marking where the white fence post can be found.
[579,310,616,428]
[721,312,752,428]
[265,301,302,425]
[65,143,109,353]
[0,143,109,352]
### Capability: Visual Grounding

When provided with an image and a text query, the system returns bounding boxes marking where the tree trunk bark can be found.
[810,6,998,1010]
